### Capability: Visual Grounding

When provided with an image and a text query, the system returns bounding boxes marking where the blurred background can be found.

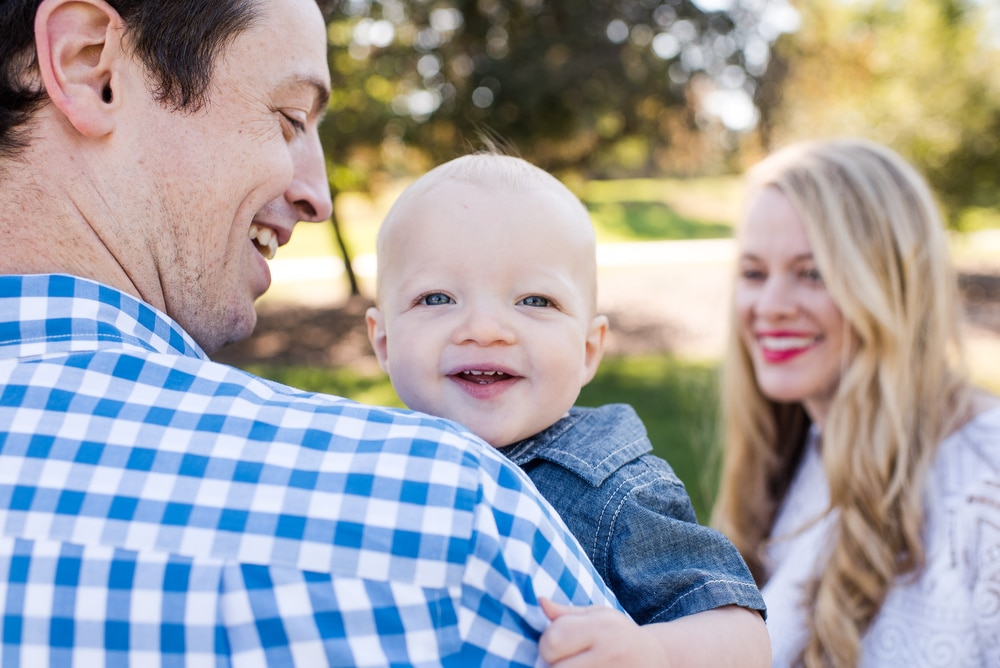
[216,0,1000,520]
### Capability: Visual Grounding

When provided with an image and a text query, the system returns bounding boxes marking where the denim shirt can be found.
[500,404,765,624]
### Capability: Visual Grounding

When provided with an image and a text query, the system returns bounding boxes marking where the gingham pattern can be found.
[0,274,619,666]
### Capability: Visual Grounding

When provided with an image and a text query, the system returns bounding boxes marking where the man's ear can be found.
[365,306,391,374]
[34,0,125,138]
[582,314,608,386]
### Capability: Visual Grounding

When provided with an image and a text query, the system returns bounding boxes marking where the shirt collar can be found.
[0,274,207,360]
[500,404,652,486]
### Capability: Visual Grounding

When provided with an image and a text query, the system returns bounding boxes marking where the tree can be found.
[762,0,1000,226]
[321,0,792,292]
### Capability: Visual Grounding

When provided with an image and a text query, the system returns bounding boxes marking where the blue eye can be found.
[520,295,550,307]
[421,293,453,306]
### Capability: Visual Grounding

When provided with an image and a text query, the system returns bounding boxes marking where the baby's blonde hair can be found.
[713,138,970,667]
[375,153,596,303]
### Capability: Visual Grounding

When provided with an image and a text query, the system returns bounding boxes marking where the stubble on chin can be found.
[173,293,258,356]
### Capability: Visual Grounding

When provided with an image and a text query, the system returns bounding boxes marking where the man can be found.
[0,0,619,664]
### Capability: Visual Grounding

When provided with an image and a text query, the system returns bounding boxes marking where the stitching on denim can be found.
[594,471,653,565]
[548,435,646,473]
[649,579,763,623]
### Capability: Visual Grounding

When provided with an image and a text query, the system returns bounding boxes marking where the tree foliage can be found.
[763,0,1000,226]
[323,0,786,190]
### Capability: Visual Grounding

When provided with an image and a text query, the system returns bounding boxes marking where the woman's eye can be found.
[802,268,823,283]
[740,269,766,281]
[421,293,453,306]
[520,295,550,307]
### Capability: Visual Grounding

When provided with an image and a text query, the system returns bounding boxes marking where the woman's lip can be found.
[756,333,821,363]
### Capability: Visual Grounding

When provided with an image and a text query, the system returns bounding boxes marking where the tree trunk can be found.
[329,191,359,296]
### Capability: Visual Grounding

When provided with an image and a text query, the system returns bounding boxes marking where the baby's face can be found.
[367,180,607,447]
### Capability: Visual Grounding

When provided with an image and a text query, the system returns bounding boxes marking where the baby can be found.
[366,153,768,666]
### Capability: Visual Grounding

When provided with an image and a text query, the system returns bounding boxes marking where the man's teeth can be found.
[249,224,278,260]
[759,336,814,351]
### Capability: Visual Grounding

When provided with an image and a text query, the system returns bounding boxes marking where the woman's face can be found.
[734,187,850,426]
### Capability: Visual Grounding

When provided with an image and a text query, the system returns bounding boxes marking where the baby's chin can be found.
[448,418,529,450]
[410,399,566,450]
[476,410,577,450]
[471,420,551,450]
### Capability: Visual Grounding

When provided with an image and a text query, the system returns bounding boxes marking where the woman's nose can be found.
[755,276,797,319]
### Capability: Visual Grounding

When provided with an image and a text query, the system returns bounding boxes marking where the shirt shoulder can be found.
[501,404,661,487]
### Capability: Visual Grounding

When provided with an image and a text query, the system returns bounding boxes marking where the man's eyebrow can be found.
[282,76,330,117]
[305,77,331,116]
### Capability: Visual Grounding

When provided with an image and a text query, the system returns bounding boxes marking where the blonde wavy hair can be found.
[712,138,970,667]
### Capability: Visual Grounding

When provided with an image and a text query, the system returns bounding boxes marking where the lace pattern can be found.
[763,409,1000,666]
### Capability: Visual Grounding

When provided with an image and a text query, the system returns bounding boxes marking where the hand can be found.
[538,598,669,668]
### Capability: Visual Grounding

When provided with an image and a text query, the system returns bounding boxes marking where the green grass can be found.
[586,201,732,242]
[239,353,722,523]
[578,355,722,522]
[582,176,740,243]
[280,176,744,260]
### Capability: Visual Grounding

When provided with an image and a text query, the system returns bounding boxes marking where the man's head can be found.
[3,0,255,157]
[366,154,608,447]
[1,0,335,353]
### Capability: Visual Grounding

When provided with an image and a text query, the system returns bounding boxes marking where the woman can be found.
[713,138,1000,667]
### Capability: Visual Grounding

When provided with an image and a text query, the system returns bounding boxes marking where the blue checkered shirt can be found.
[0,274,619,666]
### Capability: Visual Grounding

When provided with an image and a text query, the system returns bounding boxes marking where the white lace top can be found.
[762,407,1000,667]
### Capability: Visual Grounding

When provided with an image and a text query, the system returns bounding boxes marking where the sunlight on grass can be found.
[578,355,722,522]
[283,175,745,260]
[587,201,732,242]
[583,176,743,229]
[241,364,403,408]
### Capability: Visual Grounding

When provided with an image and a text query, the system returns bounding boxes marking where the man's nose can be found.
[287,132,333,223]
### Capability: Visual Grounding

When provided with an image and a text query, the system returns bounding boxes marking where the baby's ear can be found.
[582,314,608,385]
[365,306,390,373]
[34,0,125,138]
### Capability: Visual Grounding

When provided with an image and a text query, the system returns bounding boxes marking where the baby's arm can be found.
[539,599,769,668]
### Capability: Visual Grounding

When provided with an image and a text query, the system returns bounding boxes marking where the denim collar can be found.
[500,404,651,486]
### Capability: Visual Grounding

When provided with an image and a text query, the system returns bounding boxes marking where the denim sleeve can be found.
[535,454,766,625]
[601,457,765,624]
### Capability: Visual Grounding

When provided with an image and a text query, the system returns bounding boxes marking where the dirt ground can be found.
[213,253,1000,375]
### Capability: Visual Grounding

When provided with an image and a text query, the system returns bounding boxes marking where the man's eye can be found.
[281,113,306,136]
[520,295,550,307]
[421,293,453,306]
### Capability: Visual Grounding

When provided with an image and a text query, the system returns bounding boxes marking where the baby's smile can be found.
[455,369,514,384]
